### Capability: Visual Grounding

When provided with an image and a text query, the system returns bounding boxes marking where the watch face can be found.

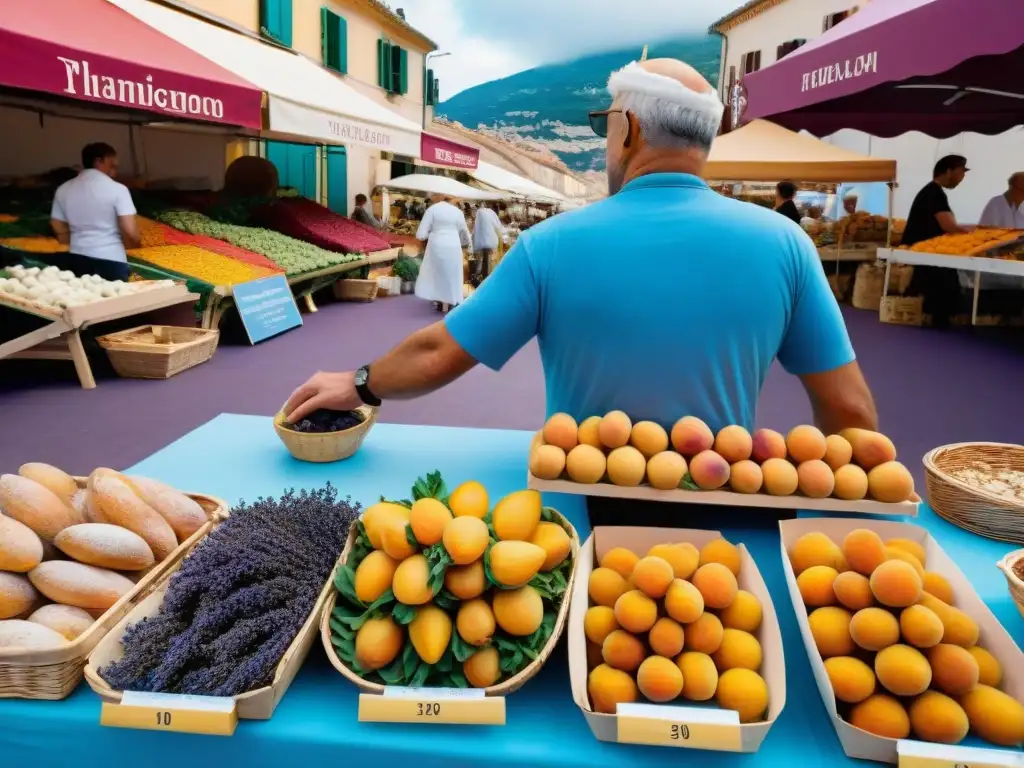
[355,367,368,387]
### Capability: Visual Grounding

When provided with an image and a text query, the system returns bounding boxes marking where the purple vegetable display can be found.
[252,198,394,255]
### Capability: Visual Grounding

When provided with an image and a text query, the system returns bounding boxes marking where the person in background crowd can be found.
[48,142,139,281]
[842,191,860,215]
[413,194,470,314]
[801,205,823,228]
[351,194,383,230]
[979,172,1024,229]
[284,58,876,529]
[903,155,970,328]
[774,181,802,225]
[471,201,505,286]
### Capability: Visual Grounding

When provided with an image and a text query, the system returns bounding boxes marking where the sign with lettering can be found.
[233,274,302,345]
[358,688,505,725]
[897,739,1024,768]
[801,51,879,92]
[616,703,743,751]
[269,98,420,156]
[421,133,480,170]
[100,691,237,736]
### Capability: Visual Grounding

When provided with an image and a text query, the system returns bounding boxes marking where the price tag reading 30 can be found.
[100,691,238,736]
[358,687,506,725]
[897,739,1024,768]
[616,703,743,751]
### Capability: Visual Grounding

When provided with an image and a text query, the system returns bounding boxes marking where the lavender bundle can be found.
[102,484,357,696]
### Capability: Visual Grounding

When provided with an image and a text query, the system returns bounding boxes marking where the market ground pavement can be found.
[1,295,1022,480]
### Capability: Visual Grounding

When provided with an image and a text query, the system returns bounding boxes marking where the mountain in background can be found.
[438,36,721,173]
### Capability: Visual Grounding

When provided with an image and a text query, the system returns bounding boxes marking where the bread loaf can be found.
[0,619,67,650]
[89,475,177,561]
[27,604,94,641]
[18,463,79,509]
[127,475,208,542]
[0,514,44,572]
[54,523,155,571]
[71,488,88,520]
[0,474,80,540]
[0,572,39,619]
[28,561,135,611]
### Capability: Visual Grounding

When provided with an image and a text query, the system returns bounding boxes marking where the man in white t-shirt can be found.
[960,172,1024,292]
[471,202,505,285]
[49,143,140,280]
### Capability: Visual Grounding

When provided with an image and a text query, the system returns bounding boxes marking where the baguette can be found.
[0,514,44,572]
[0,619,67,650]
[0,474,80,540]
[127,475,208,541]
[0,572,39,619]
[18,462,79,509]
[89,475,178,561]
[28,561,135,611]
[54,523,155,571]
[27,604,94,641]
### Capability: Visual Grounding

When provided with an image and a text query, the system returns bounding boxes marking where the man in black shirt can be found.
[774,180,802,225]
[903,155,969,327]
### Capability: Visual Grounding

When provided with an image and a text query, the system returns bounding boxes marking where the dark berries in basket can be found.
[287,409,364,434]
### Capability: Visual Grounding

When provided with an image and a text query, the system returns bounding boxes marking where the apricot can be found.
[691,562,738,610]
[867,461,915,503]
[632,556,674,599]
[959,685,1024,747]
[464,647,501,688]
[577,415,603,449]
[789,531,844,574]
[833,464,869,501]
[614,589,658,634]
[712,629,762,672]
[884,546,924,578]
[565,444,607,484]
[875,644,931,696]
[839,428,897,470]
[761,458,798,496]
[689,450,730,490]
[670,416,714,456]
[637,655,684,703]
[849,694,910,739]
[823,434,853,471]
[714,425,752,463]
[542,413,578,452]
[677,651,719,701]
[530,521,571,571]
[850,607,900,651]
[808,606,855,658]
[825,656,876,704]
[444,559,486,600]
[649,617,685,658]
[456,598,496,646]
[797,460,835,499]
[919,592,979,647]
[751,428,787,463]
[842,529,887,576]
[409,497,452,546]
[598,410,632,450]
[716,668,769,724]
[797,565,839,607]
[928,644,979,695]
[886,538,926,566]
[529,445,567,481]
[726,460,762,494]
[870,559,922,607]
[600,547,639,579]
[787,425,827,463]
[630,420,669,459]
[698,537,742,576]
[601,629,646,672]
[493,585,543,636]
[664,578,705,624]
[833,571,874,611]
[910,691,969,745]
[587,664,638,714]
[899,604,943,648]
[586,641,604,670]
[606,446,647,487]
[588,567,627,608]
[922,571,954,604]
[646,452,687,490]
[718,590,763,633]
[684,612,724,654]
[968,646,1002,687]
[648,542,699,580]
[584,605,620,646]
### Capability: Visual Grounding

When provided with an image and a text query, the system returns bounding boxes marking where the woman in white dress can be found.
[415,194,471,312]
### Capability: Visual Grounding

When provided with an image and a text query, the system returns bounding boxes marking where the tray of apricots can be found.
[567,529,785,752]
[528,412,918,516]
[780,518,1024,764]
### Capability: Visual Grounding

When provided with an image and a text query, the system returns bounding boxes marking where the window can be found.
[424,69,441,106]
[266,141,316,200]
[823,10,850,31]
[259,0,292,47]
[377,39,409,95]
[742,50,761,75]
[776,39,807,60]
[320,8,347,74]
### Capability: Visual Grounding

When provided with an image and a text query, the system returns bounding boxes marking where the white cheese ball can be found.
[26,286,48,300]
[22,276,40,289]
[67,278,83,289]
[42,265,59,275]
[9,265,26,278]
[25,267,40,277]
[58,270,74,281]
[10,283,29,297]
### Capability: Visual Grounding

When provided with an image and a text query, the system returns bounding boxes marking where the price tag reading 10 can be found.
[100,691,238,736]
[616,703,743,752]
[358,688,506,725]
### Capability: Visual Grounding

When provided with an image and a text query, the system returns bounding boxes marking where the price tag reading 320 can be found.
[617,703,743,752]
[100,691,238,736]
[358,688,505,725]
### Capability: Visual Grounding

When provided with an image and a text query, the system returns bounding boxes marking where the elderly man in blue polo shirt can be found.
[285,58,878,527]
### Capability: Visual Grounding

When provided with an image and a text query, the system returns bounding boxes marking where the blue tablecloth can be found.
[3,414,1022,767]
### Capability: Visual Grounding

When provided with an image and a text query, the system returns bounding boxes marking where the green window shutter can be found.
[378,39,392,90]
[320,7,331,67]
[279,0,292,47]
[389,45,401,94]
[337,16,348,74]
[433,78,440,105]
[320,10,346,73]
[260,0,292,47]
[399,48,409,95]
[425,68,434,105]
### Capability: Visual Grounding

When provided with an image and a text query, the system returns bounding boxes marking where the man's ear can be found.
[623,111,642,150]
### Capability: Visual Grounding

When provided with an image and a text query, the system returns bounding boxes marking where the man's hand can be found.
[284,371,361,423]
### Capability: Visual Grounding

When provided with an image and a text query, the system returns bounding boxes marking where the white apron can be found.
[415,201,470,306]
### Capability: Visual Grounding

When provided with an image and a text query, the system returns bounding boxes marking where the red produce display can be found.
[252,198,393,254]
[160,228,284,273]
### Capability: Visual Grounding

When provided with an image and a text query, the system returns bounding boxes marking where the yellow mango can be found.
[409,604,452,665]
[489,540,546,587]
[392,554,433,605]
[362,502,411,550]
[355,617,404,671]
[354,551,399,604]
[493,585,543,636]
[529,521,571,571]
[491,490,542,541]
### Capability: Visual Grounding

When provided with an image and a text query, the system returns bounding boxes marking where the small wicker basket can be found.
[334,279,379,302]
[996,549,1024,621]
[273,405,377,463]
[97,325,219,379]
[852,263,914,310]
[923,442,1024,544]
[879,296,924,326]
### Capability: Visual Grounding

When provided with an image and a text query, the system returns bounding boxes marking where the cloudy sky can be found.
[398,0,740,99]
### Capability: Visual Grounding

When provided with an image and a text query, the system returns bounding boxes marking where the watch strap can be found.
[355,365,382,407]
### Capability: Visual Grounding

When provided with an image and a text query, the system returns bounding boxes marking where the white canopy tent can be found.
[469,161,569,204]
[381,174,507,201]
[108,0,422,155]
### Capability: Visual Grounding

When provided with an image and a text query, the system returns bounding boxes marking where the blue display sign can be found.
[233,275,302,344]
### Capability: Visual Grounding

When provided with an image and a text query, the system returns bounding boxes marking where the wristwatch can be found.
[354,365,381,407]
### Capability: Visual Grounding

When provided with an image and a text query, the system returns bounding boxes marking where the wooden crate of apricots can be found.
[567,528,784,752]
[780,518,1024,763]
[528,413,918,516]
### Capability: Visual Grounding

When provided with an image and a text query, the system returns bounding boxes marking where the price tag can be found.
[616,703,743,752]
[100,691,238,736]
[898,739,1024,768]
[358,687,505,725]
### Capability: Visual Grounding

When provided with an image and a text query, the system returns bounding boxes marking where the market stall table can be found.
[3,416,1021,768]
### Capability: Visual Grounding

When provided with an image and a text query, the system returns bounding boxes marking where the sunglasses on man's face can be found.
[588,109,625,138]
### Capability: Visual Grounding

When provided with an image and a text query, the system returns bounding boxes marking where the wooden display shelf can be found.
[527,473,918,517]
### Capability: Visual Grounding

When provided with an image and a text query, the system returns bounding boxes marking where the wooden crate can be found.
[97,325,218,379]
[879,296,924,326]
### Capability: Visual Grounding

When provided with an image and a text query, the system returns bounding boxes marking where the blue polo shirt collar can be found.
[620,173,709,193]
